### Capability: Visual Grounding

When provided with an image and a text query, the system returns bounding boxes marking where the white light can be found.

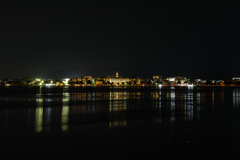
[169,78,175,82]
[63,78,70,85]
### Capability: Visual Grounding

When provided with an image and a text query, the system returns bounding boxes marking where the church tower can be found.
[116,71,119,78]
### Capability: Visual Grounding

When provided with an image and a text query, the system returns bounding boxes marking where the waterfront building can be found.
[109,71,129,84]
[63,78,70,85]
[96,72,130,86]
[19,77,32,86]
[106,72,126,84]
[153,76,162,83]
[233,77,240,81]
[69,76,93,86]
[85,76,93,81]
[128,77,142,85]
[165,76,189,85]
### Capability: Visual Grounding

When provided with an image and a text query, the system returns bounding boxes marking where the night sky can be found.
[1,1,239,79]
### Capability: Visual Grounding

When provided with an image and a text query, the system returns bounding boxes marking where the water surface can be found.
[0,86,240,158]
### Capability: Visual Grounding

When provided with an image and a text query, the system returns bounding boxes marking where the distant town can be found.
[1,71,240,87]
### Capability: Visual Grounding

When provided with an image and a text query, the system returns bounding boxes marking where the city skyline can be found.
[1,70,240,87]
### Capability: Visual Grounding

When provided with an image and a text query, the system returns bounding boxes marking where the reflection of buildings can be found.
[62,87,69,132]
[187,86,194,120]
[109,120,126,128]
[170,87,175,122]
[44,107,52,132]
[159,86,196,123]
[233,88,239,108]
[35,85,240,133]
[61,106,69,132]
[109,90,128,111]
[109,89,128,128]
[35,107,43,133]
[232,88,240,145]
[35,87,43,133]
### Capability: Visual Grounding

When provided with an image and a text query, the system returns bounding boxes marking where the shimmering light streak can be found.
[61,106,69,132]
[35,107,43,133]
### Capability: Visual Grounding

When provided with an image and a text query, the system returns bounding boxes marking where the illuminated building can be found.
[233,77,240,81]
[85,76,93,81]
[69,76,93,86]
[96,72,129,85]
[165,76,189,85]
[153,76,162,83]
[153,76,159,79]
[109,72,129,84]
[129,77,142,85]
[63,78,70,85]
[95,79,105,86]
[109,77,129,84]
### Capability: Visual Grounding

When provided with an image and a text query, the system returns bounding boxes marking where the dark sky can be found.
[1,1,239,79]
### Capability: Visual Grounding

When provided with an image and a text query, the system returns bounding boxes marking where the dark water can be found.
[0,86,240,158]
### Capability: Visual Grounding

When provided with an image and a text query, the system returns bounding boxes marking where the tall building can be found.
[110,72,129,83]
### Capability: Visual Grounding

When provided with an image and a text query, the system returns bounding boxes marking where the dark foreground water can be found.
[0,86,240,158]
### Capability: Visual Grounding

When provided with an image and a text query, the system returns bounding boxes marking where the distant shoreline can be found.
[1,85,240,88]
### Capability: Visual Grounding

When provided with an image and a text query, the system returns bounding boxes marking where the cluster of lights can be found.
[63,79,70,85]
[158,84,194,87]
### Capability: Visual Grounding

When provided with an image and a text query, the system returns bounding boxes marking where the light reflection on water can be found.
[233,88,240,108]
[35,107,43,133]
[170,87,175,122]
[45,107,51,132]
[109,120,126,128]
[1,86,240,158]
[0,86,240,135]
[61,106,69,132]
[62,87,69,132]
